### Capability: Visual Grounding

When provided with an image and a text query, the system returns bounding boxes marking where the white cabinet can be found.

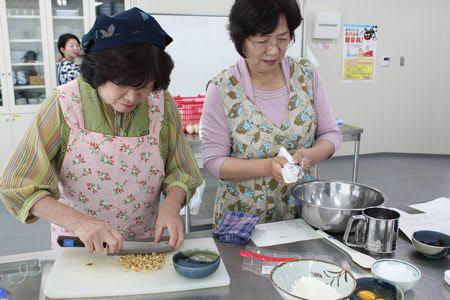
[0,114,34,169]
[0,0,132,170]
[0,0,52,113]
[86,0,133,29]
[46,0,133,89]
[11,113,35,147]
[45,0,90,89]
[0,0,133,101]
[0,115,14,168]
[0,15,9,115]
[0,0,46,169]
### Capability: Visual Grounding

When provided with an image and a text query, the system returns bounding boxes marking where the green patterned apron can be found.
[212,57,318,227]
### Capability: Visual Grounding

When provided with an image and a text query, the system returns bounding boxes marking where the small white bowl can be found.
[371,259,421,292]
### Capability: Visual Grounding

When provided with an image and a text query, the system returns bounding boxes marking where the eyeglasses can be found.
[249,38,295,51]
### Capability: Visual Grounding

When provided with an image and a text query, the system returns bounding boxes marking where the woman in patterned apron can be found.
[201,0,342,227]
[0,8,202,253]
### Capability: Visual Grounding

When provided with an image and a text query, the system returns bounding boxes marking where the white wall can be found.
[385,0,449,154]
[306,0,450,155]
[435,2,450,154]
[132,0,234,16]
[134,1,303,97]
[134,0,450,155]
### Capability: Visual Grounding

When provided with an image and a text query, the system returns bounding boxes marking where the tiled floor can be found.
[1,154,449,256]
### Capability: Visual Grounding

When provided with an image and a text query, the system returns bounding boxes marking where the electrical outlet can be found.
[382,56,391,67]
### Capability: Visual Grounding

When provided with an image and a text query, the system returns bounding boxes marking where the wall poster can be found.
[342,24,378,83]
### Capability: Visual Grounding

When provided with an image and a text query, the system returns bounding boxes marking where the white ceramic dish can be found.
[371,259,421,292]
[412,230,450,258]
[270,259,356,300]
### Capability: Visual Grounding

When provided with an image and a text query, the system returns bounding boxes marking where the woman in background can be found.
[201,0,342,227]
[57,33,81,85]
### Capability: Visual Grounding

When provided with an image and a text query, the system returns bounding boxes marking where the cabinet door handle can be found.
[7,72,11,76]
[5,118,10,122]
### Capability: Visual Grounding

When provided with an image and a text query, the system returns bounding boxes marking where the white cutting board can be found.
[44,237,230,299]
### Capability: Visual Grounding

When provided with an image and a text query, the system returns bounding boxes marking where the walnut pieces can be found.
[119,253,165,272]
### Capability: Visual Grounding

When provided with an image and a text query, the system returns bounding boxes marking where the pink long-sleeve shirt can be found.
[201,57,342,179]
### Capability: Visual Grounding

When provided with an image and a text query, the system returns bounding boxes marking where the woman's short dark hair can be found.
[229,0,302,57]
[57,33,80,57]
[80,43,174,91]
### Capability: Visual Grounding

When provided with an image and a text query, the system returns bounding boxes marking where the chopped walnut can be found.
[119,253,165,272]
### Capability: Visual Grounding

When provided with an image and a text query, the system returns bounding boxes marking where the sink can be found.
[0,259,42,299]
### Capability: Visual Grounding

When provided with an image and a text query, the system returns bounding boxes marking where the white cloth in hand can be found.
[277,147,300,183]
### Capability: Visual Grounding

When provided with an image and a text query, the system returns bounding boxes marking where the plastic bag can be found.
[240,246,335,277]
[240,246,306,277]
[180,180,205,216]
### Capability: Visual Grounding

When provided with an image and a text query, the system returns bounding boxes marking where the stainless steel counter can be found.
[185,123,364,182]
[2,124,448,299]
[0,226,448,299]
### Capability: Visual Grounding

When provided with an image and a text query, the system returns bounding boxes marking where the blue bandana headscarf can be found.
[82,7,173,53]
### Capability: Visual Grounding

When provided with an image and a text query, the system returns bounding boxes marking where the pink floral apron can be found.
[51,80,165,248]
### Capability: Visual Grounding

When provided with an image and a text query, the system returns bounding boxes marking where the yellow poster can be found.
[343,58,374,81]
[342,24,377,83]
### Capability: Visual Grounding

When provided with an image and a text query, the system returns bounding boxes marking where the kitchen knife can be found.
[56,235,172,255]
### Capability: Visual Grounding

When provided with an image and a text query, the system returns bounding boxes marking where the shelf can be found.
[9,39,42,43]
[53,16,83,20]
[13,85,45,90]
[12,63,44,67]
[7,15,40,19]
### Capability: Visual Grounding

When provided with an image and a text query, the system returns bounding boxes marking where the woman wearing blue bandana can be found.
[0,8,202,253]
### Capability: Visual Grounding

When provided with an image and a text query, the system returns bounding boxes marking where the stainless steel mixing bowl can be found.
[291,180,387,233]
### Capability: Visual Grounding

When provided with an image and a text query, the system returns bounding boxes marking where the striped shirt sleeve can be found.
[0,90,62,223]
[0,90,203,223]
[161,92,203,204]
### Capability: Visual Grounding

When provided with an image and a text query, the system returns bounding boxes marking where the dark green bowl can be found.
[350,277,404,300]
[172,248,220,279]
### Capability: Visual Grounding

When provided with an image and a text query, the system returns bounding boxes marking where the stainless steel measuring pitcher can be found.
[343,207,400,254]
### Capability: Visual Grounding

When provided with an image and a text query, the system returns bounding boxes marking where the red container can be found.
[173,94,205,132]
